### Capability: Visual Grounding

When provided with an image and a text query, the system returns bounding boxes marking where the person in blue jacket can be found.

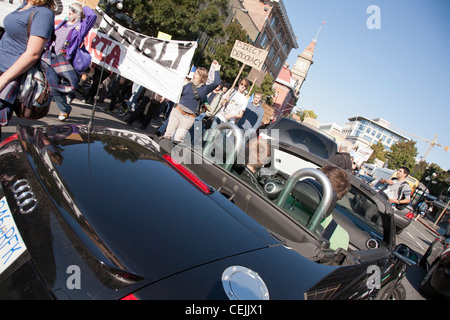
[52,2,97,121]
[163,61,221,144]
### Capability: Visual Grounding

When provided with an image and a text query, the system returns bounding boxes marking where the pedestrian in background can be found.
[237,91,265,132]
[163,60,221,144]
[0,0,56,140]
[211,79,249,128]
[125,90,165,130]
[52,1,97,121]
[329,140,353,172]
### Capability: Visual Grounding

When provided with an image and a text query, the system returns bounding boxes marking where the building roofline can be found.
[273,1,299,49]
[347,115,409,140]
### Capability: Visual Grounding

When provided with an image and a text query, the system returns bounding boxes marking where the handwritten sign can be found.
[0,198,27,275]
[230,40,268,71]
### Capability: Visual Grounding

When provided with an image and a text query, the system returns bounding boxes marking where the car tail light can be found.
[405,211,414,219]
[120,293,138,300]
[163,154,211,194]
[0,133,18,148]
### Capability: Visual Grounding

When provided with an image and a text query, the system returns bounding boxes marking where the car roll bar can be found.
[276,168,335,233]
[203,123,244,171]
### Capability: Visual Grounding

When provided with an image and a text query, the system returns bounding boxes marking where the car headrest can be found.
[291,178,338,217]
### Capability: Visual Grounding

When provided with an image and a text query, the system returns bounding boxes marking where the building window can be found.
[270,16,278,30]
[277,30,285,43]
[283,42,290,54]
[274,56,282,69]
[387,138,392,144]
[366,128,371,134]
[268,46,276,60]
[260,32,269,48]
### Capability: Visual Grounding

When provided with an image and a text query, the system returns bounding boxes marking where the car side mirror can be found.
[394,244,418,267]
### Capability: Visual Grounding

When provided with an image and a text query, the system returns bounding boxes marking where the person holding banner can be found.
[163,60,221,144]
[0,0,56,141]
[52,1,97,121]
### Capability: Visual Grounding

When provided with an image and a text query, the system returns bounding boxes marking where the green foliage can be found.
[201,21,249,84]
[293,109,317,122]
[368,140,386,163]
[385,139,418,172]
[102,0,229,40]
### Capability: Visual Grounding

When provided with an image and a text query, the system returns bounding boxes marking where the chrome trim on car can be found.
[12,179,38,214]
[222,266,270,300]
[366,238,379,249]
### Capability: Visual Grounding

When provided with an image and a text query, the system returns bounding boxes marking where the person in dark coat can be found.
[329,140,353,172]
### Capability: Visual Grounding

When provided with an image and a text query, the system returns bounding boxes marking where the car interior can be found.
[158,123,392,266]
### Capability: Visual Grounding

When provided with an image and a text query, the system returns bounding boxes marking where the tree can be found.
[101,0,229,41]
[201,20,249,84]
[368,140,386,164]
[293,109,317,122]
[385,140,418,172]
[251,74,276,105]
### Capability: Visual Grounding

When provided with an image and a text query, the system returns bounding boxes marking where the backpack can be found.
[418,202,427,212]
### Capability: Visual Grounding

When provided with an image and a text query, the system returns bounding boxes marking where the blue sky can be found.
[283,0,450,171]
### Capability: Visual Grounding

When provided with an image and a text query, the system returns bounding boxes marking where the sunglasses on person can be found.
[69,6,81,14]
[239,82,248,88]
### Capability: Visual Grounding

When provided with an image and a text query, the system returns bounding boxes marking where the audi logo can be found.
[12,180,38,214]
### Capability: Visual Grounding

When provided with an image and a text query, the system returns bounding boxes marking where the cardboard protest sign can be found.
[230,40,268,71]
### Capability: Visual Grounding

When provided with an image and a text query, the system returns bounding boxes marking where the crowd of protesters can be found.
[0,1,272,144]
[71,61,270,145]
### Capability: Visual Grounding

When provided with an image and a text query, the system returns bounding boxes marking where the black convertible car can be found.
[158,122,419,299]
[0,124,417,300]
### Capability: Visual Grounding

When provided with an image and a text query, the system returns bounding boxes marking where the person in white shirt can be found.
[212,79,249,128]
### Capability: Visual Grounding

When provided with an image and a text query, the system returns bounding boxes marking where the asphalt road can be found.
[397,218,441,300]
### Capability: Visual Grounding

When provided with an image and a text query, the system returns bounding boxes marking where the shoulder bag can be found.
[13,10,51,120]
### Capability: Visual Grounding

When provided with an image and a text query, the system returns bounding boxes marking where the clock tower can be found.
[291,22,325,97]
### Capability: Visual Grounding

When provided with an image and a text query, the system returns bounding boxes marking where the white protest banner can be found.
[0,0,197,102]
[230,40,268,71]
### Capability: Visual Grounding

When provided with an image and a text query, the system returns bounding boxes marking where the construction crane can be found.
[390,126,449,173]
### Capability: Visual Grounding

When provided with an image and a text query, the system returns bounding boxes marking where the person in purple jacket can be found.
[52,2,97,121]
[0,0,55,141]
[163,61,221,144]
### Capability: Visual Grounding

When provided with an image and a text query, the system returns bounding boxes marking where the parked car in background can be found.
[419,228,450,299]
[262,117,338,160]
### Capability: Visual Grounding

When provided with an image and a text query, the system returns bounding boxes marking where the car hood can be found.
[16,125,282,284]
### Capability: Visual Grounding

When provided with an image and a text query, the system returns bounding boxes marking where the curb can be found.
[416,218,440,235]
